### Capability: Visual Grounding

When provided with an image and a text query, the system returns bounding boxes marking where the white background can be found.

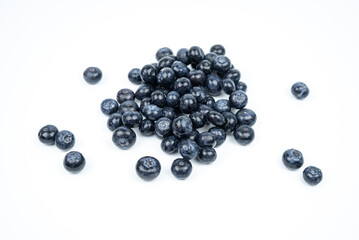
[0,0,359,239]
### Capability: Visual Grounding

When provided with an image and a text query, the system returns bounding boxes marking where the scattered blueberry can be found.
[176,48,190,65]
[122,111,143,128]
[236,108,256,126]
[161,135,180,154]
[204,74,222,96]
[117,88,135,104]
[196,60,212,75]
[142,104,163,121]
[101,99,119,115]
[172,115,193,139]
[197,147,217,164]
[233,125,254,145]
[282,149,304,169]
[178,139,199,160]
[118,100,139,115]
[210,44,226,55]
[207,111,226,127]
[158,56,176,70]
[213,55,231,74]
[188,46,205,65]
[112,126,136,149]
[166,91,180,108]
[135,84,154,100]
[188,70,205,86]
[151,90,167,107]
[229,90,248,109]
[136,156,161,180]
[221,78,236,94]
[128,68,142,85]
[171,61,190,78]
[156,47,173,61]
[179,93,197,114]
[222,112,238,133]
[38,125,58,145]
[83,67,102,84]
[189,111,206,129]
[107,113,123,131]
[235,81,247,92]
[139,119,155,136]
[223,69,241,83]
[174,77,192,96]
[171,158,192,180]
[157,67,176,87]
[140,64,158,84]
[196,132,216,148]
[55,130,75,151]
[155,117,172,138]
[64,151,86,173]
[209,127,226,147]
[291,82,309,100]
[303,166,322,185]
[213,99,231,113]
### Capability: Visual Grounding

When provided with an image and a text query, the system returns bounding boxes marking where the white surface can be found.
[0,0,359,239]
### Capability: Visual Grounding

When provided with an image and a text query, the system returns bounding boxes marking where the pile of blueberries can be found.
[100,45,256,180]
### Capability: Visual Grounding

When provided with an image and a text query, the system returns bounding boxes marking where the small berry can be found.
[291,82,309,100]
[101,99,119,115]
[112,126,136,149]
[38,125,58,145]
[171,158,192,180]
[210,44,226,55]
[136,156,161,180]
[64,151,86,173]
[55,130,75,151]
[282,149,304,169]
[197,147,217,164]
[233,125,254,145]
[303,166,322,185]
[83,67,102,84]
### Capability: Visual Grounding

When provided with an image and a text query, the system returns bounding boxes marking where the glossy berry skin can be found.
[139,119,155,136]
[198,104,213,117]
[213,56,231,74]
[174,77,192,95]
[166,91,180,108]
[291,82,309,100]
[101,99,119,115]
[107,113,123,131]
[236,108,256,126]
[222,112,238,133]
[205,96,215,108]
[162,107,176,120]
[151,90,167,108]
[140,97,152,113]
[176,48,190,65]
[207,111,226,127]
[188,46,205,65]
[209,127,226,147]
[222,78,236,94]
[117,88,135,104]
[229,90,248,109]
[83,67,102,84]
[142,104,163,121]
[38,125,58,145]
[282,149,304,169]
[188,130,199,142]
[118,100,139,115]
[196,60,212,75]
[128,68,142,85]
[197,147,217,164]
[204,74,222,96]
[135,84,154,100]
[171,61,190,78]
[122,111,142,128]
[236,81,247,92]
[210,44,226,55]
[204,52,218,65]
[223,69,241,83]
[55,130,75,151]
[196,132,216,148]
[188,70,205,86]
[213,99,231,113]
[161,135,180,154]
[180,94,197,114]
[303,166,323,185]
[172,115,193,139]
[157,67,176,87]
[112,126,136,149]
[155,117,172,138]
[171,158,192,180]
[190,86,207,104]
[179,139,199,160]
[233,125,255,145]
[189,112,206,129]
[64,151,86,173]
[158,56,176,70]
[136,156,161,181]
[156,47,173,61]
[140,64,157,84]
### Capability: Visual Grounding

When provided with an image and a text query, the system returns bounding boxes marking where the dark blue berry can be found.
[112,126,136,149]
[101,99,119,115]
[229,90,248,109]
[151,90,167,107]
[151,62,159,73]
[213,99,231,113]
[155,117,172,138]
[162,107,176,120]
[142,104,163,121]
[210,44,226,55]
[291,82,309,100]
[157,67,176,87]
[188,130,199,142]
[55,130,75,151]
[236,108,256,126]
[156,47,173,61]
[233,125,254,145]
[209,127,226,147]
[190,86,207,104]
[223,69,241,83]
[221,78,236,94]
[83,67,102,84]
[171,158,192,180]
[140,64,157,84]
[189,111,206,129]
[139,119,155,136]
[166,91,180,108]
[205,96,215,108]
[188,70,205,86]
[107,113,123,131]
[116,88,135,104]
[207,111,226,127]
[196,132,216,148]
[179,93,197,114]
[176,48,190,65]
[161,135,180,154]
[136,156,161,180]
[222,112,237,133]
[118,100,139,115]
[140,97,152,113]
[204,52,218,65]
[213,56,231,74]
[122,111,143,128]
[38,124,58,145]
[178,139,199,160]
[171,61,190,78]
[174,77,192,95]
[197,104,213,118]
[236,81,247,92]
[188,46,205,65]
[197,147,217,164]
[282,149,304,169]
[172,115,193,139]
[158,56,176,70]
[64,151,86,173]
[128,68,142,85]
[196,60,212,75]
[204,74,222,96]
[135,84,154,100]
[303,166,322,185]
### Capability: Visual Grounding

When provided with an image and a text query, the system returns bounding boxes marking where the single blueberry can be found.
[196,132,216,148]
[197,104,213,119]
[221,78,236,94]
[196,60,212,75]
[116,88,135,104]
[38,124,58,145]
[161,135,180,154]
[209,127,226,147]
[151,62,159,73]
[204,74,222,96]
[166,91,180,108]
[207,110,226,127]
[140,64,157,84]
[112,126,136,149]
[213,99,231,113]
[139,119,155,136]
[222,112,238,133]
[189,111,206,129]
[162,107,176,120]
[156,47,173,61]
[303,166,323,185]
[158,56,176,70]
[151,90,167,108]
[178,139,199,160]
[229,90,248,109]
[128,68,142,85]
[155,117,172,138]
[223,69,241,83]
[188,70,206,86]
[55,130,75,151]
[118,100,139,115]
[233,125,255,145]
[157,67,176,87]
[174,77,192,96]
[190,86,207,104]
[291,82,309,100]
[135,84,154,101]
[171,158,192,180]
[64,151,86,173]
[140,97,152,114]
[213,56,231,74]
[172,115,193,139]
[83,67,102,84]
[171,61,190,78]
[101,99,119,115]
[236,108,256,126]
[204,52,218,65]
[236,81,247,92]
[107,113,123,131]
[188,46,205,65]
[197,147,217,164]
[142,104,163,121]
[282,149,304,169]
[122,111,143,128]
[176,48,190,65]
[205,96,215,108]
[210,44,226,55]
[188,130,200,142]
[179,93,197,114]
[136,156,161,180]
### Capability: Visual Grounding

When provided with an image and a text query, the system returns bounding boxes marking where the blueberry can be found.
[64,151,86,173]
[158,56,176,70]
[222,112,238,133]
[116,88,135,104]
[156,47,173,61]
[140,64,158,84]
[196,60,212,75]
[210,44,226,55]
[204,74,222,96]
[101,99,119,115]
[171,61,190,78]
[155,117,172,138]
[233,125,254,145]
[197,147,217,164]
[221,78,236,94]
[303,166,323,185]
[171,158,192,180]
[235,81,247,92]
[161,135,180,154]
[282,149,304,169]
[162,107,176,120]
[223,69,241,83]
[209,127,226,147]
[213,56,231,74]
[172,115,193,139]
[112,126,136,149]
[179,93,197,114]
[204,52,218,65]
[213,99,231,113]
[196,132,216,148]
[128,68,142,85]
[236,108,256,126]
[55,130,75,151]
[197,104,213,118]
[291,82,309,100]
[157,67,176,87]
[188,70,205,86]
[151,62,159,73]
[83,67,102,84]
[188,46,205,65]
[107,113,123,131]
[190,86,207,104]
[139,119,155,136]
[188,130,199,142]
[207,111,226,127]
[140,97,152,113]
[205,96,215,108]
[166,91,180,108]
[136,156,161,180]
[38,124,58,145]
[135,84,154,100]
[176,48,190,65]
[178,139,199,160]
[174,77,192,96]
[151,90,167,107]
[118,100,139,115]
[142,104,163,121]
[229,90,248,109]
[122,111,143,128]
[189,111,206,129]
